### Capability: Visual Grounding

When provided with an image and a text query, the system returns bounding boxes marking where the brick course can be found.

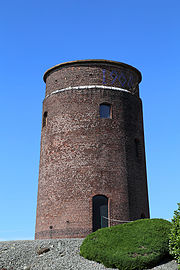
[35,59,150,239]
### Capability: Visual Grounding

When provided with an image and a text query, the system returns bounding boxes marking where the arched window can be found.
[100,103,112,119]
[92,195,108,232]
[43,111,48,127]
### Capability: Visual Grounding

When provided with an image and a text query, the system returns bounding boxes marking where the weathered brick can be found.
[35,60,150,239]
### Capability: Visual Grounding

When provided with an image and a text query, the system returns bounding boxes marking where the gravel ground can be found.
[0,239,178,270]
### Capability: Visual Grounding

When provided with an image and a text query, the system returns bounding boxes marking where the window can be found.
[43,111,48,127]
[100,103,112,118]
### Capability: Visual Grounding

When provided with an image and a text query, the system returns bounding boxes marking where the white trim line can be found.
[45,85,131,99]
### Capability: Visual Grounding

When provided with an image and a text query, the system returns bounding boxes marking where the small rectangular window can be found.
[100,104,112,118]
[43,111,48,127]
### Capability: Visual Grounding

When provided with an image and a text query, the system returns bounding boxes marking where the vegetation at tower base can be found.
[80,219,172,270]
[169,203,180,269]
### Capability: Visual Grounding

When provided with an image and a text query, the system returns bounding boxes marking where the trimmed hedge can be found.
[80,219,172,270]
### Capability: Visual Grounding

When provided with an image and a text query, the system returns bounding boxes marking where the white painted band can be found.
[45,85,132,99]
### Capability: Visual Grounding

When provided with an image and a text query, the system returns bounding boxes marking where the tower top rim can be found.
[43,59,142,83]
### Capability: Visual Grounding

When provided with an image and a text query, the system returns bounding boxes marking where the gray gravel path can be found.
[0,239,178,270]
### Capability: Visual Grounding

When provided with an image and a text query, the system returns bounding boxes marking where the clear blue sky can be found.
[0,0,179,240]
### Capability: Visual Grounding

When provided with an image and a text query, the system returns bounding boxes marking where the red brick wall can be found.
[35,60,149,239]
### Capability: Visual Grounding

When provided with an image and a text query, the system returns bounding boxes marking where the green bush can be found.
[169,203,180,269]
[80,219,172,270]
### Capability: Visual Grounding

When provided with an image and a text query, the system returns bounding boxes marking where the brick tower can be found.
[35,59,150,239]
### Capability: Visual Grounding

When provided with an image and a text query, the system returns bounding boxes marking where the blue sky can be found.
[0,0,179,240]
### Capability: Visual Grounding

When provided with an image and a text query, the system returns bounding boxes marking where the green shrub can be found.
[169,203,180,269]
[80,219,172,270]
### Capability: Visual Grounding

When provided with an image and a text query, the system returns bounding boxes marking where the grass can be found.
[80,219,172,270]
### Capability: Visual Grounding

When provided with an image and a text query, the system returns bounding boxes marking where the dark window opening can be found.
[135,138,142,160]
[93,195,108,232]
[43,111,48,127]
[100,103,112,119]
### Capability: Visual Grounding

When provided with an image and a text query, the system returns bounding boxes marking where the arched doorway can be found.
[92,195,108,232]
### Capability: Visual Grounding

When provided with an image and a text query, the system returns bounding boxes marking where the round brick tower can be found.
[35,59,150,239]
